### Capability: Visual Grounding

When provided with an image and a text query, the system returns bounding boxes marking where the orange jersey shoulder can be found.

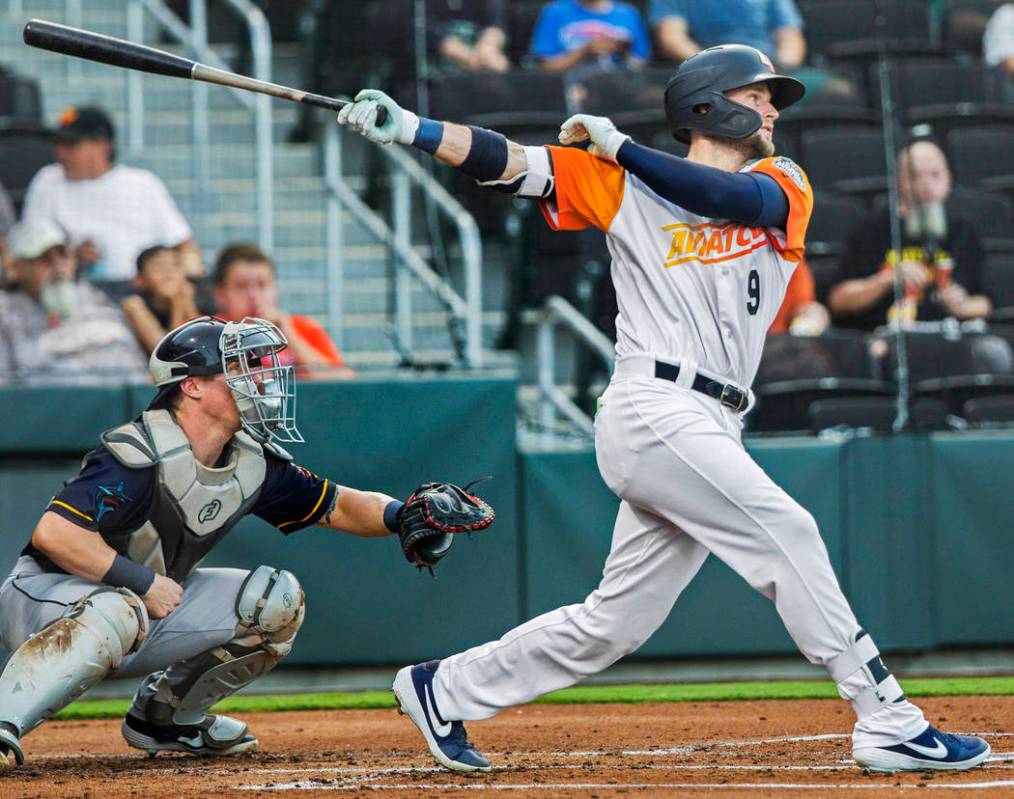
[540,146,626,233]
[747,156,813,262]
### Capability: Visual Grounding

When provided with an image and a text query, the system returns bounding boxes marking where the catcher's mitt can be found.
[397,481,495,573]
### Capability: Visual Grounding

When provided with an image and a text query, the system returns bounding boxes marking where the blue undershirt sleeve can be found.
[615,140,789,229]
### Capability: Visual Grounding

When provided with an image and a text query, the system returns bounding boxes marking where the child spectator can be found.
[121,245,213,354]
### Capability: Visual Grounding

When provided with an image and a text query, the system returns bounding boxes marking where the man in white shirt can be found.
[21,107,201,281]
[984,3,1014,84]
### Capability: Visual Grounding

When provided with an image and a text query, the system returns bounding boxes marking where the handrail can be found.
[129,0,273,252]
[536,295,615,438]
[322,123,483,368]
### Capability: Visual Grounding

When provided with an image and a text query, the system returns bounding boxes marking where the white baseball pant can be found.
[433,356,928,748]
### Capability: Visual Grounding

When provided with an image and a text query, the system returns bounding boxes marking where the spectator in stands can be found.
[649,0,805,68]
[768,261,830,336]
[829,141,992,331]
[21,106,201,282]
[213,243,355,380]
[430,0,510,73]
[532,0,651,80]
[121,245,209,355]
[0,219,148,384]
[0,179,16,289]
[984,3,1014,86]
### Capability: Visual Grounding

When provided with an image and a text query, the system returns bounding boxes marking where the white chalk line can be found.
[238,780,1014,792]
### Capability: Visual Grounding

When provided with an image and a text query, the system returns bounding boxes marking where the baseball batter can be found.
[0,316,418,768]
[339,44,989,775]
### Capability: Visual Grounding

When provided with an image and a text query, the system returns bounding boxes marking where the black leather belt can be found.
[653,361,749,412]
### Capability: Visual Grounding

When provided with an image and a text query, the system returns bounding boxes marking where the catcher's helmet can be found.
[664,44,805,144]
[147,315,302,443]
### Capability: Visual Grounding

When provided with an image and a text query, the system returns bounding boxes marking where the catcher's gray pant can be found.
[0,556,248,680]
[432,366,928,749]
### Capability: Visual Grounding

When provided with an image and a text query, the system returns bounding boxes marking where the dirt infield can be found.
[3,696,1012,798]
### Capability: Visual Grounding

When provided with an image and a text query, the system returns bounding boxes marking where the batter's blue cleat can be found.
[853,724,990,773]
[392,660,491,773]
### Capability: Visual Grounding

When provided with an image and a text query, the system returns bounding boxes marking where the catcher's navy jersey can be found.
[36,447,336,540]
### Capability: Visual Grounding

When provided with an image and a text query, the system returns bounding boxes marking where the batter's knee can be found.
[235,565,305,657]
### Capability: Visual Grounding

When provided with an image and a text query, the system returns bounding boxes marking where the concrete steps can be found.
[0,2,506,370]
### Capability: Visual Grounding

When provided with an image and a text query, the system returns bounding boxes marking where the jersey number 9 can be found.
[746,269,760,315]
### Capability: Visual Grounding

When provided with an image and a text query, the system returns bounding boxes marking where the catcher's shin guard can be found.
[129,566,304,734]
[0,588,148,761]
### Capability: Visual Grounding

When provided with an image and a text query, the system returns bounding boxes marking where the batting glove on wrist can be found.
[559,114,630,163]
[337,89,419,146]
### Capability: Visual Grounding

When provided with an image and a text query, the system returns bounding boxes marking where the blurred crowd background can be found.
[0,0,1012,435]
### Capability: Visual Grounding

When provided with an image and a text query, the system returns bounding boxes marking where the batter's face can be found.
[725,82,778,158]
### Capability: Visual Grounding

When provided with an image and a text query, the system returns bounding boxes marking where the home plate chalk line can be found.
[234,733,1014,793]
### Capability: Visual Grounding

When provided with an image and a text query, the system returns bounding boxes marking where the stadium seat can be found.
[506,0,548,66]
[947,126,1014,193]
[430,70,566,134]
[877,329,1014,414]
[0,72,42,124]
[749,330,894,432]
[800,127,887,196]
[962,394,1014,424]
[0,124,53,210]
[983,254,1014,320]
[807,193,867,258]
[798,0,934,63]
[581,68,672,116]
[871,60,1014,134]
[947,188,1014,253]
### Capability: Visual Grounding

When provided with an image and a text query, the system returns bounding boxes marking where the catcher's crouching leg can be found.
[0,588,148,767]
[123,566,304,756]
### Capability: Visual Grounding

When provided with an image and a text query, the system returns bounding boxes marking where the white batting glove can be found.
[336,89,420,146]
[559,114,630,162]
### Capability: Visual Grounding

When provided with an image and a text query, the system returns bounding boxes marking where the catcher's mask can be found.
[148,315,303,444]
[664,44,805,144]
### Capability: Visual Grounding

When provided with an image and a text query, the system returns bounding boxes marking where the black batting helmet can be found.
[664,44,805,144]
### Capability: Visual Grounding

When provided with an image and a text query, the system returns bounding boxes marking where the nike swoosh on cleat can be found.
[424,682,453,738]
[905,737,949,758]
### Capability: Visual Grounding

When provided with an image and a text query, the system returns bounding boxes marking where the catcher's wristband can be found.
[383,500,404,533]
[103,553,156,596]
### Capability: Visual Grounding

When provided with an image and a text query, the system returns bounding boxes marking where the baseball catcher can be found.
[0,315,493,768]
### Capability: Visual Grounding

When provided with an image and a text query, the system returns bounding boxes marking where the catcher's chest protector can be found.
[100,410,265,581]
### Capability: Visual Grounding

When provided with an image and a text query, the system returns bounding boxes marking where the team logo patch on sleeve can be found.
[772,157,806,190]
[95,482,132,522]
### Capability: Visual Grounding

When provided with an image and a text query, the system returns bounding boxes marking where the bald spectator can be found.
[21,106,201,282]
[213,243,355,381]
[532,0,651,78]
[0,219,148,384]
[829,141,992,331]
[649,0,805,68]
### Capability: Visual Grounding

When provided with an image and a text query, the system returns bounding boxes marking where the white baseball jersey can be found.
[539,147,814,388]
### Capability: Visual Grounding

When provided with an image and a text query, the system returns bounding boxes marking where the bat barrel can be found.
[24,19,195,80]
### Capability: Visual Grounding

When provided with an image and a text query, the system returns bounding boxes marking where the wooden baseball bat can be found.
[22,19,388,124]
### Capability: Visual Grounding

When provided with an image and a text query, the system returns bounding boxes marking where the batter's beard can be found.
[708,130,775,160]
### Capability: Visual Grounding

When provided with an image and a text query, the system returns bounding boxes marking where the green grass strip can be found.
[54,676,1014,721]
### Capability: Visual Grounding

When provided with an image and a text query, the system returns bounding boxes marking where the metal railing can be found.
[535,295,614,437]
[126,0,274,252]
[322,123,484,368]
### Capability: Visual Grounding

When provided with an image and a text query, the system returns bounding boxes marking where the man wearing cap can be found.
[0,315,411,767]
[0,218,147,384]
[21,106,201,282]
